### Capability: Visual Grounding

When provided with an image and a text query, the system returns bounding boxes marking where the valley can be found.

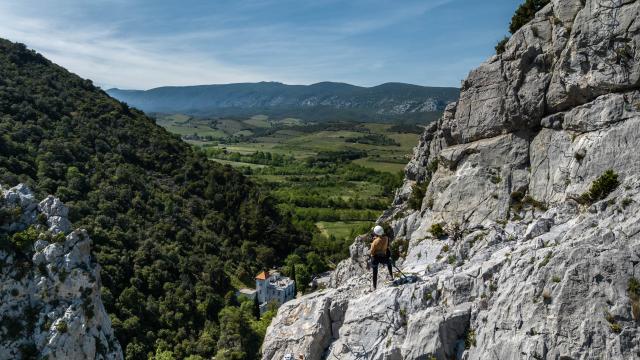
[152,113,425,266]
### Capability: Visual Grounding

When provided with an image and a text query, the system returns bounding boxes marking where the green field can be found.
[154,113,423,244]
[317,221,374,239]
[154,113,421,173]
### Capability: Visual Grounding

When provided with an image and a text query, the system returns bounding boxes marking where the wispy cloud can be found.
[0,3,271,89]
[0,0,503,89]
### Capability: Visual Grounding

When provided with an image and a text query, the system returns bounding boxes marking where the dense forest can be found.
[0,38,309,359]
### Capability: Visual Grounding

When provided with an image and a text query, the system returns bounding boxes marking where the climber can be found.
[370,225,393,290]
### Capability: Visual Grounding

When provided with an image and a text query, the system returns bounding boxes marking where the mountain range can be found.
[107,82,459,122]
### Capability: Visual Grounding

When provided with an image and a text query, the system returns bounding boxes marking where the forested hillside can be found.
[0,38,308,359]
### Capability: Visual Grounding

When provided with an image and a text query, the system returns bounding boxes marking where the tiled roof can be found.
[255,271,269,280]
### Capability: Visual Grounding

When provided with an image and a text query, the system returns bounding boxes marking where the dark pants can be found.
[371,255,393,289]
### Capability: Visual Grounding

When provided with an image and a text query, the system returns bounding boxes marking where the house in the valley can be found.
[255,270,295,313]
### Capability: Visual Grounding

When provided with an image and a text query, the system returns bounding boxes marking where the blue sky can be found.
[0,0,521,89]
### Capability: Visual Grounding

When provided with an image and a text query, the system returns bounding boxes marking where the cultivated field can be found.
[154,113,425,245]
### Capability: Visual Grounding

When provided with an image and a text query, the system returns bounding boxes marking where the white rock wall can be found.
[262,0,640,359]
[0,185,123,360]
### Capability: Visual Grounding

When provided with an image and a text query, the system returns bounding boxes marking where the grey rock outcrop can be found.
[262,1,640,359]
[1,185,123,360]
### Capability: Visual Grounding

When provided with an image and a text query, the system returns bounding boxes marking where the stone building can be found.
[255,270,295,313]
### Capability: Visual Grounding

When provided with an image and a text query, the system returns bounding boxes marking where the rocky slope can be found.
[0,184,122,360]
[261,0,640,359]
[107,82,460,122]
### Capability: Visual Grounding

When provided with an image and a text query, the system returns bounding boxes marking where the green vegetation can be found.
[345,133,400,146]
[409,182,428,210]
[55,321,68,333]
[629,278,640,298]
[465,329,476,349]
[496,36,509,55]
[605,312,622,333]
[196,125,408,266]
[511,192,547,213]
[387,123,424,134]
[9,226,40,253]
[213,295,276,360]
[161,117,420,175]
[0,38,307,359]
[509,0,550,34]
[579,170,620,204]
[539,251,553,268]
[390,239,409,261]
[430,223,446,239]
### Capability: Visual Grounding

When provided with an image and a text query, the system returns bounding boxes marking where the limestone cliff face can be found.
[262,0,640,359]
[0,184,123,360]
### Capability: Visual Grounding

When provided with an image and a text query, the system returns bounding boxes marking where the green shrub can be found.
[51,232,66,243]
[430,223,446,238]
[9,226,40,253]
[391,239,409,261]
[58,268,68,283]
[609,322,622,333]
[628,278,640,322]
[465,329,476,349]
[628,278,640,299]
[509,0,550,34]
[579,170,620,203]
[495,36,509,54]
[523,196,547,210]
[55,321,68,333]
[539,251,553,268]
[409,181,429,210]
[510,191,525,202]
[447,255,457,265]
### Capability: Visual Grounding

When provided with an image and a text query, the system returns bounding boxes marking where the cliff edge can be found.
[0,184,123,360]
[262,0,640,359]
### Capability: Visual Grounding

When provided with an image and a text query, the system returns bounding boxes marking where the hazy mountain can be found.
[107,82,459,122]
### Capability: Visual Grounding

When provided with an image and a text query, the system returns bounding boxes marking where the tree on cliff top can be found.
[510,0,551,34]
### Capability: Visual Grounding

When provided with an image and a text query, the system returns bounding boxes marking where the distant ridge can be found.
[107,81,459,122]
